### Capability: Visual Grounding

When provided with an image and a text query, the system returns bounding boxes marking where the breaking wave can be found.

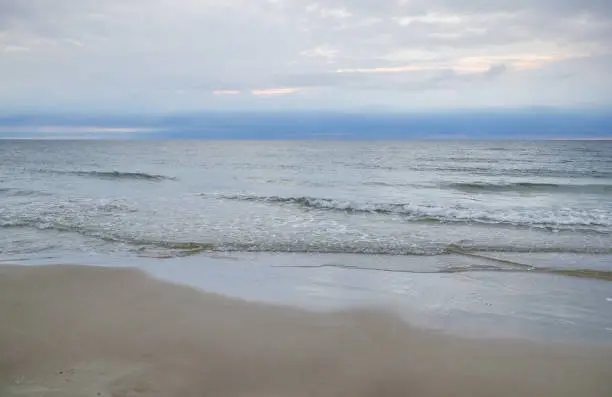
[2,217,612,257]
[214,194,611,233]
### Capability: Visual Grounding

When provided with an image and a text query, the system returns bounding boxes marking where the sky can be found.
[0,1,611,139]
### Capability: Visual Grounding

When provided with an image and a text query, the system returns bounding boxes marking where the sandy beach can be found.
[0,264,610,397]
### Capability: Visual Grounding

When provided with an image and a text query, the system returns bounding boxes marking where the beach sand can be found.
[1,265,611,397]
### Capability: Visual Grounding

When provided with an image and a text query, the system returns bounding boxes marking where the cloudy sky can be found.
[1,0,611,113]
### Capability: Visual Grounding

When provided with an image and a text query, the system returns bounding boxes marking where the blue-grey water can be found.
[1,140,611,342]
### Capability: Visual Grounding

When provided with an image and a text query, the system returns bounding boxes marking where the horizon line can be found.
[2,137,612,141]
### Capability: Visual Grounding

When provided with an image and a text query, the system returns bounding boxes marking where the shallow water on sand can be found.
[1,140,611,342]
[3,265,611,397]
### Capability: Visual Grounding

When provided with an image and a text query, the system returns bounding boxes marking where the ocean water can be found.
[1,140,612,342]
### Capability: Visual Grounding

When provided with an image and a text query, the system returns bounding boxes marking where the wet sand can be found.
[1,265,611,397]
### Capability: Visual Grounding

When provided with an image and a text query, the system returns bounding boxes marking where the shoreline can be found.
[1,264,611,397]
[5,252,612,345]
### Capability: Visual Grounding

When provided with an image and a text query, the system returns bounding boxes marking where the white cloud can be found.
[251,87,303,96]
[336,65,426,73]
[2,45,30,52]
[394,13,463,26]
[213,90,241,95]
[0,0,610,111]
[300,45,338,60]
[306,4,352,19]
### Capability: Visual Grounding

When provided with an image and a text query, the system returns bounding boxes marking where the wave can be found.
[73,171,175,181]
[3,218,612,257]
[214,194,611,233]
[445,182,612,194]
[362,181,415,187]
[36,169,175,181]
[0,188,52,197]
[412,165,612,179]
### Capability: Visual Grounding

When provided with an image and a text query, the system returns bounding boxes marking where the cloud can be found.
[336,65,427,73]
[333,53,570,75]
[213,90,241,95]
[251,88,303,96]
[0,0,610,112]
[300,45,338,60]
[2,45,30,52]
[276,63,510,94]
[0,125,157,134]
[394,13,463,26]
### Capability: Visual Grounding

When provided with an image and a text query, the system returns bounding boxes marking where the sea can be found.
[1,140,611,343]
